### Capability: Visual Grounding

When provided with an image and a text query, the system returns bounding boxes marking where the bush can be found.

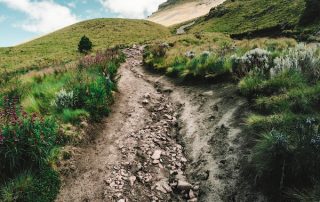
[78,35,92,54]
[272,43,320,83]
[253,118,320,190]
[232,48,272,78]
[73,75,112,120]
[52,88,77,111]
[239,69,306,97]
[0,97,57,174]
[1,172,34,202]
[0,167,60,202]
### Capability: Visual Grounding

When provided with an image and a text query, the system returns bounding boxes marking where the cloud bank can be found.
[100,0,167,19]
[0,0,78,33]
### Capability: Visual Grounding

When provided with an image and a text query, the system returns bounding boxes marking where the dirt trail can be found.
[56,46,253,201]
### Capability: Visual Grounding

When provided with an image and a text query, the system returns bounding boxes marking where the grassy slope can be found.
[0,18,170,75]
[189,0,319,39]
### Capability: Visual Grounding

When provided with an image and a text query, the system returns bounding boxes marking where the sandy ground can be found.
[56,46,262,202]
[148,0,226,26]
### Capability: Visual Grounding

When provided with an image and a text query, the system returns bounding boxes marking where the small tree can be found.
[78,35,92,53]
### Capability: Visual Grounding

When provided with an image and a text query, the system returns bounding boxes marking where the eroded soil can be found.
[56,46,258,202]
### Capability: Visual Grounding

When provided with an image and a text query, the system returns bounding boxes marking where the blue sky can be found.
[0,0,166,47]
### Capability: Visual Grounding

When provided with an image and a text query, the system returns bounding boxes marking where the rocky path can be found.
[56,46,250,202]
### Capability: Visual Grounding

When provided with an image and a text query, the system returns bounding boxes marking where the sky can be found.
[0,0,166,47]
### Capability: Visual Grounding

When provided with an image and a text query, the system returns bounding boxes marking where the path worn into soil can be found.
[56,46,255,202]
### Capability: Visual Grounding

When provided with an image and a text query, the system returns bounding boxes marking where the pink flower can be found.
[0,133,4,145]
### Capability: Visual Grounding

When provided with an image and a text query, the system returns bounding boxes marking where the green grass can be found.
[188,0,319,40]
[0,18,170,76]
[0,167,60,202]
[0,48,124,202]
[144,32,297,80]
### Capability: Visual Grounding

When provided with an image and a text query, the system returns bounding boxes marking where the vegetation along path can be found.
[56,46,253,202]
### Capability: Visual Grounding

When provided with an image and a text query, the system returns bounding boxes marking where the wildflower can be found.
[0,133,4,145]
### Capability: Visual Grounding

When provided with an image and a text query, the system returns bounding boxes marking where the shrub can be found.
[52,88,77,111]
[239,69,306,97]
[0,97,57,174]
[73,76,112,120]
[253,118,320,190]
[272,43,320,83]
[232,48,272,78]
[78,35,92,54]
[1,172,34,202]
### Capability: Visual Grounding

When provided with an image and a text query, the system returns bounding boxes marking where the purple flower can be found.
[0,134,4,145]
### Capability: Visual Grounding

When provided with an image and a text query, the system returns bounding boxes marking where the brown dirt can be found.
[56,46,261,202]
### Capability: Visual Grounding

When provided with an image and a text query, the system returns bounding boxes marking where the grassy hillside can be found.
[0,18,170,77]
[189,0,320,40]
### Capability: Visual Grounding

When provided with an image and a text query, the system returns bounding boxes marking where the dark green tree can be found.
[78,35,92,53]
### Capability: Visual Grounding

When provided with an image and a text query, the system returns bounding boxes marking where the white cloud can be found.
[0,0,78,33]
[100,0,167,19]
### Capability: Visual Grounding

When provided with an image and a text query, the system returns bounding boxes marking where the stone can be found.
[151,150,162,160]
[189,189,196,199]
[129,176,136,186]
[162,87,173,93]
[153,160,160,164]
[187,198,198,202]
[202,91,214,96]
[177,180,192,191]
[181,157,188,163]
[193,185,200,191]
[142,99,149,105]
[156,185,167,193]
[162,183,173,193]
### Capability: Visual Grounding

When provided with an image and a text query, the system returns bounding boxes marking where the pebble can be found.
[177,180,193,191]
[151,150,162,160]
[129,176,136,186]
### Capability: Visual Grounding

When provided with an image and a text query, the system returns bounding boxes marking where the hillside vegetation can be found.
[144,27,320,200]
[0,48,125,202]
[189,0,320,40]
[0,18,170,77]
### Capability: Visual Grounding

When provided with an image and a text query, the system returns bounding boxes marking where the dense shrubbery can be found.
[232,48,272,78]
[0,47,124,201]
[145,40,320,199]
[0,97,57,175]
[237,43,320,199]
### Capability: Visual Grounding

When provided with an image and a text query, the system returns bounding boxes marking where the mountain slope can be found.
[189,0,320,40]
[0,18,170,76]
[148,0,226,26]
